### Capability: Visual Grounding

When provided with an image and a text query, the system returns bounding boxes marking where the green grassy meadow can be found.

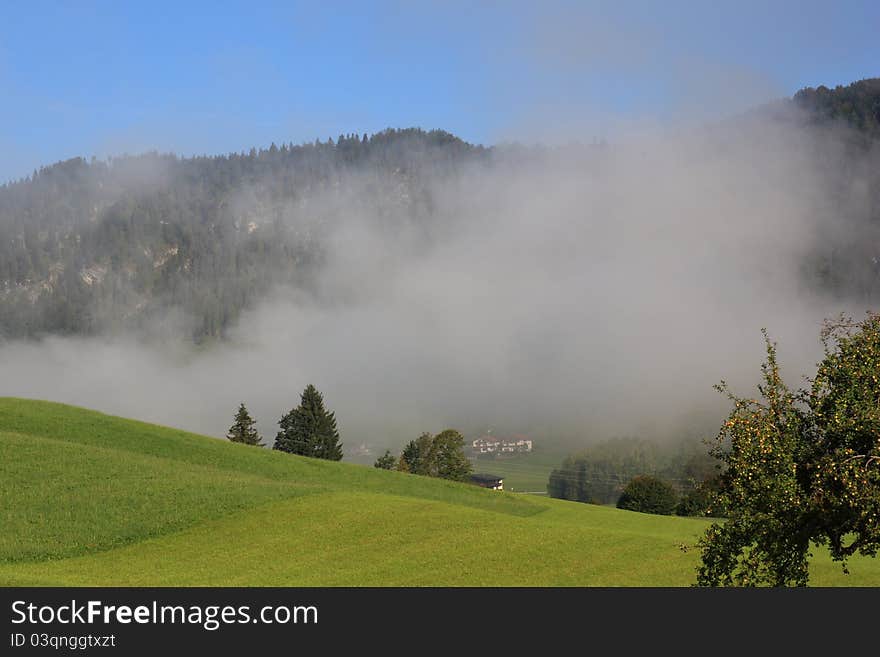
[1,398,877,586]
[469,449,568,493]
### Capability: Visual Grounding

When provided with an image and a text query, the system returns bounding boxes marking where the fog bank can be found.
[1,115,875,452]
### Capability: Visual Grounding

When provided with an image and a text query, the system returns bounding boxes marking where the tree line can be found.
[372,430,473,482]
[0,129,485,342]
[3,78,880,343]
[226,384,472,483]
[547,436,720,516]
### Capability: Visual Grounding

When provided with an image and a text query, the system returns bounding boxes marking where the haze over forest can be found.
[2,80,880,450]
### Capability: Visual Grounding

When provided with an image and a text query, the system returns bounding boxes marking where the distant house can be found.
[472,434,533,455]
[469,473,504,490]
[350,443,373,457]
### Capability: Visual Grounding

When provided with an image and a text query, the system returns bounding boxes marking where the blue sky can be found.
[1,0,877,183]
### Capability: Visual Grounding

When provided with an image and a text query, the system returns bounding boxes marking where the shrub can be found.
[617,475,678,515]
[374,450,397,470]
[676,486,711,516]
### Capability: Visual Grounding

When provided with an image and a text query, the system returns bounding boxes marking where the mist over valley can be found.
[2,83,880,455]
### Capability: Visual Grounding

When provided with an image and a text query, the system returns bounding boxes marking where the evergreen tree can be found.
[274,384,343,460]
[399,432,434,475]
[226,402,264,446]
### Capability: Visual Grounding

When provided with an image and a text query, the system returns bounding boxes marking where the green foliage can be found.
[373,449,397,470]
[426,429,473,482]
[675,478,721,517]
[617,475,679,515]
[548,438,662,505]
[398,429,472,481]
[398,432,434,475]
[697,317,880,586]
[274,384,343,460]
[226,402,263,446]
[547,437,717,506]
[794,78,880,139]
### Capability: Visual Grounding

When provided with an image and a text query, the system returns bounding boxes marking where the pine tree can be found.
[399,432,434,475]
[226,402,264,446]
[274,384,343,460]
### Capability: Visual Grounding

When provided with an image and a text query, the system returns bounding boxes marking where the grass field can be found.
[469,449,568,493]
[1,397,877,586]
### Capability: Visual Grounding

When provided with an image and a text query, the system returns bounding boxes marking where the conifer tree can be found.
[398,432,434,475]
[274,384,343,460]
[226,402,264,446]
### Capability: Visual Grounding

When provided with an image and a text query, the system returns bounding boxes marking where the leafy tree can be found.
[274,384,343,460]
[426,429,473,481]
[676,487,709,517]
[374,450,397,470]
[676,454,724,516]
[397,429,472,481]
[226,402,263,446]
[697,317,880,586]
[616,475,678,515]
[676,479,719,517]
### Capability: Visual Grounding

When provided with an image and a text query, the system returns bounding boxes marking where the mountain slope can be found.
[0,129,484,342]
[3,79,880,343]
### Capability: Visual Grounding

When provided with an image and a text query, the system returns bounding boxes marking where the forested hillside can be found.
[2,79,879,344]
[0,129,485,341]
[794,77,880,139]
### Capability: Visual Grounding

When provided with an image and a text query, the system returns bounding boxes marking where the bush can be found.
[676,476,725,517]
[617,475,678,515]
[676,487,711,516]
[373,450,397,470]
